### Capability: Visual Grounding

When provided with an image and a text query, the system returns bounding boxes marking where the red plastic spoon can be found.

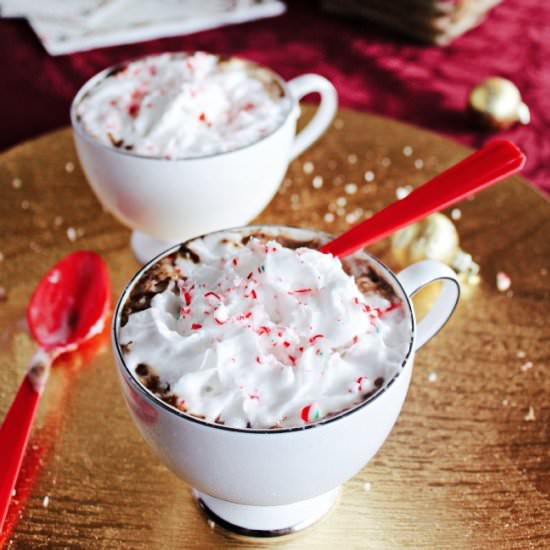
[0,251,110,531]
[320,140,526,257]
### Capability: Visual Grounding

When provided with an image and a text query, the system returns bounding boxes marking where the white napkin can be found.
[0,0,286,56]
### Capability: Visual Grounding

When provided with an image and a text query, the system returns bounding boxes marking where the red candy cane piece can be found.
[300,404,312,423]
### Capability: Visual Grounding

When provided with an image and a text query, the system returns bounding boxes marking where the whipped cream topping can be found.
[75,52,292,159]
[119,231,411,429]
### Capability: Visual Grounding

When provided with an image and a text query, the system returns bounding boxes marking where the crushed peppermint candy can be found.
[76,52,291,159]
[120,230,410,429]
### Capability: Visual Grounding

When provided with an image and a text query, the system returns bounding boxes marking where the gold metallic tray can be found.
[1,107,548,549]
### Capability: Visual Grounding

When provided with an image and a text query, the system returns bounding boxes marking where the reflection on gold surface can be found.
[1,108,549,549]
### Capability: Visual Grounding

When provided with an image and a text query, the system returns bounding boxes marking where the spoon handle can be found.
[320,140,526,258]
[0,352,50,531]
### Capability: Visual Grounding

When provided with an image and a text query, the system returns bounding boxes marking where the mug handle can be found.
[397,260,461,351]
[287,74,338,161]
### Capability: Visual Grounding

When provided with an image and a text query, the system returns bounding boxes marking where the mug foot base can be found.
[192,487,340,537]
[130,230,177,264]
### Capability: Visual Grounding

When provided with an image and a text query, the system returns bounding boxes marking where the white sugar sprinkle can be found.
[521,361,534,372]
[12,178,22,189]
[363,482,372,491]
[42,496,49,508]
[208,519,216,529]
[363,170,375,182]
[347,153,358,164]
[303,161,314,174]
[29,241,41,253]
[336,197,347,207]
[333,175,344,185]
[403,145,413,157]
[414,159,424,169]
[428,372,438,382]
[496,272,511,292]
[396,186,413,199]
[312,176,323,189]
[524,406,535,422]
[344,183,357,195]
[345,212,358,224]
[67,227,77,242]
[336,207,346,216]
[381,157,391,167]
[12,489,16,497]
[451,208,462,220]
[324,212,335,223]
[502,399,509,406]
[516,350,526,359]
[65,162,75,173]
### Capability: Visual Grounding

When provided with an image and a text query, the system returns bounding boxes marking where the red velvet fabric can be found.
[0,0,548,192]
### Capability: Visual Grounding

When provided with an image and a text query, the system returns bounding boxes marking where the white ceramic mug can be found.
[112,225,460,536]
[70,57,338,263]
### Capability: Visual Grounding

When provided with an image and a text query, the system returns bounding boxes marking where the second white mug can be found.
[71,55,338,262]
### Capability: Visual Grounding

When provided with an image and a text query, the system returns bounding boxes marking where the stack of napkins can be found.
[321,0,502,45]
[0,0,286,56]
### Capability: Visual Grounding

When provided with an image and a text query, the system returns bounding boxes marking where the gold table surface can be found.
[0,107,549,549]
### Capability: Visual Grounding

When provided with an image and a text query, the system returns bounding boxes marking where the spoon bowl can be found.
[27,250,110,352]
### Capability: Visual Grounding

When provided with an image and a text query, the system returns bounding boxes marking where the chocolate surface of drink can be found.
[118,227,412,429]
[75,52,292,159]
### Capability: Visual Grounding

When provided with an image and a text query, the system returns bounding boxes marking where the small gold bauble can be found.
[391,213,459,267]
[468,77,530,130]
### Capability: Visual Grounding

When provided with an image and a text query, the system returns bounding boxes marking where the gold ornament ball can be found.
[468,77,530,130]
[391,213,459,268]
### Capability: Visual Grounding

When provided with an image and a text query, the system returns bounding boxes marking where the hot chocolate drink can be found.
[74,52,291,159]
[118,227,411,429]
